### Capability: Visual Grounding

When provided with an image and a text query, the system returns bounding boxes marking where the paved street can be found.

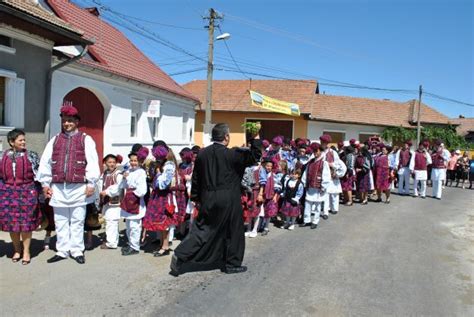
[1,187,473,316]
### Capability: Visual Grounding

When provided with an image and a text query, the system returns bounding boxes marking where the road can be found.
[0,187,473,316]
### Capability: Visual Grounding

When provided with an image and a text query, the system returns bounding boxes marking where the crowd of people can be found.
[0,103,472,267]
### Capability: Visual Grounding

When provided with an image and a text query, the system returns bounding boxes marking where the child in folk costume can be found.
[409,141,432,198]
[98,154,123,249]
[293,144,312,174]
[373,144,391,203]
[257,157,279,236]
[178,148,195,232]
[143,145,177,257]
[280,137,296,172]
[242,162,261,238]
[280,169,304,230]
[119,151,148,256]
[341,144,356,206]
[301,143,331,229]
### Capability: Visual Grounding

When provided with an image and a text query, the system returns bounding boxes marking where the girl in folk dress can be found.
[242,161,261,238]
[177,148,194,236]
[280,169,304,230]
[168,149,186,245]
[374,145,391,203]
[0,129,41,265]
[356,146,372,205]
[99,154,123,249]
[257,158,279,236]
[341,145,356,206]
[143,146,177,257]
[119,152,148,256]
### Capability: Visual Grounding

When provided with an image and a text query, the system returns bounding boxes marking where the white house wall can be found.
[307,121,385,141]
[50,66,196,159]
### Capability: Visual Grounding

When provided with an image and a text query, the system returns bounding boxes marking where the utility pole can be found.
[203,8,222,145]
[416,84,423,146]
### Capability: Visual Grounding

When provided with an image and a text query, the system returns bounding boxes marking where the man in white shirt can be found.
[37,103,100,264]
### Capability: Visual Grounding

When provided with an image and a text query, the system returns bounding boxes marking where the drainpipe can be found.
[44,45,89,140]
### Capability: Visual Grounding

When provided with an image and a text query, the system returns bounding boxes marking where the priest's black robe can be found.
[174,139,263,273]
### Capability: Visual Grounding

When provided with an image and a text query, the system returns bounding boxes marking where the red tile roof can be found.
[183,79,318,113]
[450,117,474,136]
[46,0,198,103]
[1,0,81,34]
[184,79,452,128]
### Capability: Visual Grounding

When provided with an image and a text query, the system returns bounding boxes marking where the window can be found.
[0,35,11,47]
[152,117,160,139]
[323,131,345,144]
[0,77,5,125]
[130,99,142,137]
[2,77,24,128]
[182,113,189,140]
[359,133,379,144]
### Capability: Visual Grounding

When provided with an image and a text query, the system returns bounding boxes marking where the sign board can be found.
[249,90,300,116]
[147,100,160,117]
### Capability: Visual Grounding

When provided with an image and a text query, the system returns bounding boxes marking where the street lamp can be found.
[203,9,229,146]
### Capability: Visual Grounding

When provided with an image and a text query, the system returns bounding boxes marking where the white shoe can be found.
[288,225,295,231]
[249,231,258,238]
[244,231,250,237]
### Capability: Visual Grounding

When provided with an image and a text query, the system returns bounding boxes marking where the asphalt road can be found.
[0,187,473,316]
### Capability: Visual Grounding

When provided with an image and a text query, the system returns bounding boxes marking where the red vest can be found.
[325,149,335,163]
[0,151,35,185]
[51,132,87,184]
[398,149,411,168]
[102,169,121,205]
[431,152,446,169]
[306,158,324,189]
[414,151,427,171]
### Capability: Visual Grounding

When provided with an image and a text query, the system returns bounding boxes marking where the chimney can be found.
[85,7,100,17]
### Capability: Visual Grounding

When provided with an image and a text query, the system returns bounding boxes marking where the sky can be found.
[73,0,473,118]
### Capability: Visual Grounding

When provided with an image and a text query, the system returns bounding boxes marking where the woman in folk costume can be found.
[257,157,279,236]
[456,151,470,189]
[446,150,460,187]
[355,146,372,205]
[300,142,331,229]
[0,129,41,265]
[373,144,391,203]
[319,134,347,217]
[143,145,177,257]
[409,140,432,198]
[242,160,262,238]
[341,144,356,206]
[431,140,449,199]
[119,151,148,256]
[280,168,304,230]
[178,148,195,233]
[168,149,187,245]
[98,154,123,249]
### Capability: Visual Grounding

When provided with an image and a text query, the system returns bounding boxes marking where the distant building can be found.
[451,116,474,145]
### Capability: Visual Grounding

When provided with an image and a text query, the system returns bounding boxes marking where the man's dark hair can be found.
[211,123,229,142]
[131,143,142,153]
[7,129,25,145]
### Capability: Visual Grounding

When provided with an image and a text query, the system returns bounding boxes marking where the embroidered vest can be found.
[102,169,122,205]
[398,150,411,168]
[325,149,335,163]
[51,132,87,183]
[414,151,427,171]
[306,159,324,189]
[284,179,301,202]
[0,151,35,185]
[432,153,446,169]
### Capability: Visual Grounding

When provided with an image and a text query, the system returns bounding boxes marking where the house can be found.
[0,0,90,153]
[450,116,474,144]
[183,79,453,147]
[45,0,199,159]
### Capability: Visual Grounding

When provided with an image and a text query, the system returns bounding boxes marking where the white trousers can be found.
[324,193,339,213]
[126,218,141,251]
[432,180,443,199]
[414,179,427,197]
[54,206,86,257]
[398,167,411,195]
[304,201,322,225]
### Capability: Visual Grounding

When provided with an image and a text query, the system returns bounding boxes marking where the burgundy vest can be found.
[431,153,446,169]
[306,159,324,189]
[51,132,87,183]
[414,151,427,171]
[325,149,335,163]
[398,149,411,168]
[102,169,121,205]
[0,151,35,185]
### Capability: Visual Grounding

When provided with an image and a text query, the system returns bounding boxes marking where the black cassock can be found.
[174,139,262,273]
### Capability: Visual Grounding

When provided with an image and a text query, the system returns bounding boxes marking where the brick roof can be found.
[47,0,198,103]
[183,79,318,112]
[184,79,452,127]
[450,117,474,136]
[1,0,81,34]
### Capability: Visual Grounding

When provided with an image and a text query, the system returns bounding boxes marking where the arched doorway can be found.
[63,87,104,163]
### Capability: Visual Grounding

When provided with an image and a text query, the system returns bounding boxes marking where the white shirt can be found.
[120,167,147,219]
[37,131,100,208]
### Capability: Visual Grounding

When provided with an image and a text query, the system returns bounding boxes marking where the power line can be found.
[423,91,474,107]
[217,26,250,79]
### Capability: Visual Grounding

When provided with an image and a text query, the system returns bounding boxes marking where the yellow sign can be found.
[249,90,300,116]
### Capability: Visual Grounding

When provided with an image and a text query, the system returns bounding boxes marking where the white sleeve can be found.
[37,137,55,187]
[394,151,400,169]
[85,135,100,187]
[409,153,415,171]
[133,169,148,198]
[106,173,123,197]
[321,161,332,191]
[426,152,432,165]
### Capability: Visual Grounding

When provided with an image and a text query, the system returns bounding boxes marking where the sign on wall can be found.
[249,90,300,116]
[147,100,160,117]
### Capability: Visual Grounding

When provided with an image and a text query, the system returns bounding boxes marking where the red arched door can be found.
[63,87,104,163]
